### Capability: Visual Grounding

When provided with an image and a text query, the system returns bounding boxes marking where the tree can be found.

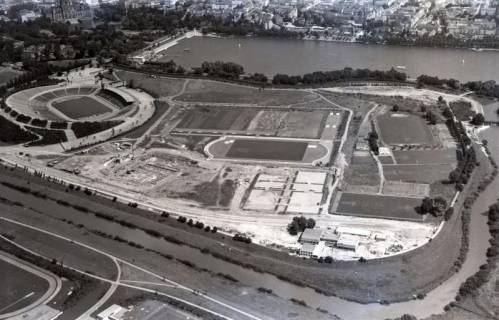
[433,196,448,216]
[420,197,434,213]
[470,113,485,126]
[287,216,316,235]
[426,111,437,125]
[448,169,460,183]
[287,222,299,235]
[442,107,453,119]
[392,104,399,112]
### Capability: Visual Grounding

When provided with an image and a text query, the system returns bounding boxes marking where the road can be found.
[0,253,61,319]
[0,216,262,320]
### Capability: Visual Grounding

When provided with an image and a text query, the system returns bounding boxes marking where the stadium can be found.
[1,76,155,150]
[6,83,136,121]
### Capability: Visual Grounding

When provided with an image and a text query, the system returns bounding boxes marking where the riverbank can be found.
[155,35,499,82]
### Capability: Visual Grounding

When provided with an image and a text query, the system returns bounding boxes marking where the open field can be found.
[384,164,454,184]
[333,192,424,221]
[383,181,430,198]
[226,139,308,161]
[0,258,49,315]
[344,154,380,187]
[377,112,434,145]
[176,107,258,131]
[175,80,318,105]
[449,100,475,121]
[115,70,186,98]
[174,106,329,139]
[52,96,112,119]
[393,149,457,165]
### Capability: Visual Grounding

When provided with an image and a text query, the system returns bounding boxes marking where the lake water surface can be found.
[161,36,499,82]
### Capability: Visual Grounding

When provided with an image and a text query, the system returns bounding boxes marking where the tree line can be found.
[272,67,407,85]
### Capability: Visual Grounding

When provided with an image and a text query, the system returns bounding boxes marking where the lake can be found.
[161,36,499,82]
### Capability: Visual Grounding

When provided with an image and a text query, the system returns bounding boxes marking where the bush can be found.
[72,121,122,138]
[233,234,252,244]
[470,113,485,126]
[31,119,48,127]
[0,115,37,144]
[50,121,68,129]
[16,114,31,123]
[25,126,67,146]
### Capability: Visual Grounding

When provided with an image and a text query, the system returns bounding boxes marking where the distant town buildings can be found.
[0,0,496,46]
[50,0,92,21]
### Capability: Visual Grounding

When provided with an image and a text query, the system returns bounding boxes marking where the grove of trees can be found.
[287,216,316,235]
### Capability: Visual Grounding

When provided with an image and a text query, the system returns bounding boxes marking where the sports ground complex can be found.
[0,68,475,261]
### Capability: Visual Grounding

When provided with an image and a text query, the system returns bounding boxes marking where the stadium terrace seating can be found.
[79,86,98,95]
[66,87,80,95]
[96,89,129,109]
[6,85,100,121]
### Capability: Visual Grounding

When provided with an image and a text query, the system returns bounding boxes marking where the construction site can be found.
[0,68,479,261]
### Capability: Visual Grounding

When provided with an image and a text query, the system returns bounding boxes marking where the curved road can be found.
[0,217,262,320]
[0,253,61,319]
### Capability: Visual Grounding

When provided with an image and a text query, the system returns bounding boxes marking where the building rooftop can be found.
[300,228,323,243]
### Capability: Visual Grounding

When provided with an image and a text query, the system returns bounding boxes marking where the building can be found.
[51,0,92,22]
[97,304,128,320]
[337,234,359,251]
[299,242,315,257]
[299,228,323,244]
[19,10,40,22]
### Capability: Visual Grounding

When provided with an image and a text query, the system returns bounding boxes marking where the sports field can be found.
[226,139,308,161]
[377,113,434,145]
[52,96,112,119]
[393,149,457,165]
[176,107,258,131]
[333,192,424,221]
[383,164,454,184]
[175,106,328,138]
[0,259,49,315]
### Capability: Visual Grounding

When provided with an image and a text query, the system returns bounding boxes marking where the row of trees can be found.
[198,61,244,79]
[272,67,407,85]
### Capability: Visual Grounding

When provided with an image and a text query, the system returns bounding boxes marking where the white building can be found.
[337,234,359,251]
[97,304,129,320]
